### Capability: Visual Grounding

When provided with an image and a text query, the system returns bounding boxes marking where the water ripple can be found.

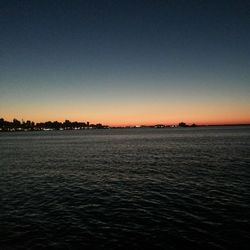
[1,127,250,249]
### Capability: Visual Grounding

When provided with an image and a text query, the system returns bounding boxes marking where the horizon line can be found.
[1,117,250,128]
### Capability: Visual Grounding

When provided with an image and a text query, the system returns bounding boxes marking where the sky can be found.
[0,0,250,126]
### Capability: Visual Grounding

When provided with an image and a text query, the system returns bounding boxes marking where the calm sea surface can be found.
[1,127,250,249]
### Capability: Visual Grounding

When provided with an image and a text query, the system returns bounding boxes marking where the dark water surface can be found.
[1,127,250,249]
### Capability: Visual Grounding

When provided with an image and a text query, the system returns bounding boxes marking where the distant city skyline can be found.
[1,0,250,126]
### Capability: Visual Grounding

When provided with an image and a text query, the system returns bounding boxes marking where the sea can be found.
[1,126,250,249]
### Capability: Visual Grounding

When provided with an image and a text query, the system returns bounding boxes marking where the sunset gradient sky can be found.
[1,0,250,126]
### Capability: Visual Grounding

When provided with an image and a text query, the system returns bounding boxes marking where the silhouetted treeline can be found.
[0,118,108,131]
[0,118,200,132]
[178,122,197,127]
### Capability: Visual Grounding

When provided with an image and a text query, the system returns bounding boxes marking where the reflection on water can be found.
[1,127,250,249]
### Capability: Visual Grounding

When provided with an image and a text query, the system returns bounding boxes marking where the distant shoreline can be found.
[0,118,250,133]
[201,124,250,127]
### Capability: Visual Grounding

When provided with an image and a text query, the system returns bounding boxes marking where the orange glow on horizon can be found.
[1,98,250,127]
[1,115,250,127]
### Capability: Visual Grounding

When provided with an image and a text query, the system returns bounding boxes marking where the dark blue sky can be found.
[1,0,250,124]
